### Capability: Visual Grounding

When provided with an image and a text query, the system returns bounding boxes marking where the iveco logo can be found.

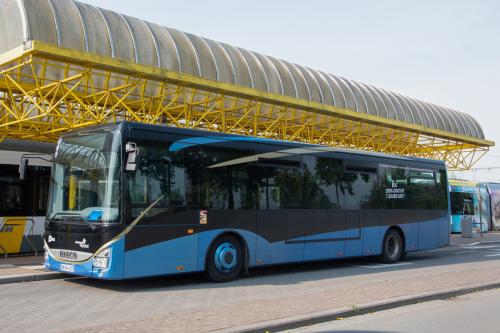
[75,238,89,249]
[60,250,77,261]
[48,235,55,243]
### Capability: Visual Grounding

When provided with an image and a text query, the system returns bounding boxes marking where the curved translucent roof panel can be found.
[0,0,485,139]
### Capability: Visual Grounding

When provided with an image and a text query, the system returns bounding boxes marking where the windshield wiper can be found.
[46,212,98,231]
[46,212,79,227]
[81,217,98,231]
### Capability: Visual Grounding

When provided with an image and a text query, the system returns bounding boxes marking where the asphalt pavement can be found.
[1,234,500,333]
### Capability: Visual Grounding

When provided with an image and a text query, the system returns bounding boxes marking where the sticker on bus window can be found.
[386,180,405,199]
[200,210,208,224]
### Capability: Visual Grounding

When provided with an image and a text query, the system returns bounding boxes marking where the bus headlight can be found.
[93,247,111,269]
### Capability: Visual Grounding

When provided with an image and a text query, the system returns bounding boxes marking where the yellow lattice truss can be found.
[0,42,494,170]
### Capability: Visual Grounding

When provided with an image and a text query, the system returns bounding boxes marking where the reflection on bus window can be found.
[47,131,121,223]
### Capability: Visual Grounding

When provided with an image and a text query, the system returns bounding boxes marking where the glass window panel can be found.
[128,140,187,218]
[0,167,29,215]
[36,173,50,213]
[185,145,255,210]
[47,130,121,223]
[377,165,409,209]
[269,167,303,209]
[342,173,377,209]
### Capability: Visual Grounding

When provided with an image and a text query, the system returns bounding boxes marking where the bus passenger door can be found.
[124,142,199,278]
[302,156,349,260]
[344,210,363,257]
[255,165,305,265]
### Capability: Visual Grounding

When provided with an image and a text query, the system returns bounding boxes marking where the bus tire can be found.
[205,235,243,283]
[380,228,403,263]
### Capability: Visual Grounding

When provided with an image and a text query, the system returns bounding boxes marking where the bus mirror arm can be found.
[18,153,53,181]
[19,158,28,181]
[125,142,139,171]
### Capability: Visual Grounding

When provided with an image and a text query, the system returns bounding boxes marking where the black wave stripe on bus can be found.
[123,209,448,252]
[44,208,447,254]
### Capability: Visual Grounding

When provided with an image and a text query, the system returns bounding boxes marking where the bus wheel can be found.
[205,235,243,283]
[380,229,403,263]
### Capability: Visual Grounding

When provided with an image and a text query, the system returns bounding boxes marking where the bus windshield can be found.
[47,130,121,223]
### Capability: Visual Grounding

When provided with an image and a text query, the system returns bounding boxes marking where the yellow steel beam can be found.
[0,42,493,170]
[15,41,492,147]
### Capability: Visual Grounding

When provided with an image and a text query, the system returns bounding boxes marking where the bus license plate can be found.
[60,264,75,273]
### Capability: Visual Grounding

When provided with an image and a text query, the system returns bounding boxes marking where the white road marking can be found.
[0,264,15,269]
[462,245,500,250]
[473,240,500,244]
[485,253,500,257]
[356,262,413,269]
[19,265,45,270]
[454,251,479,254]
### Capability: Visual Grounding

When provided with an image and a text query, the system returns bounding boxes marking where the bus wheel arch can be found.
[380,226,405,263]
[204,232,248,282]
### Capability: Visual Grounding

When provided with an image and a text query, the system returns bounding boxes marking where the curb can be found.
[0,272,65,285]
[233,281,500,333]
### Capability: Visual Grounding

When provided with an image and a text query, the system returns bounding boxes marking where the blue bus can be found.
[43,122,450,282]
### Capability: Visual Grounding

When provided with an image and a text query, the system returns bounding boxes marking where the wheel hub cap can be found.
[214,242,238,273]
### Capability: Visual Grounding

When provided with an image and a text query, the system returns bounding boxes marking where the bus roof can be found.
[66,121,447,167]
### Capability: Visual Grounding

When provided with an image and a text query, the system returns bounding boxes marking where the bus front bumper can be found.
[44,239,124,280]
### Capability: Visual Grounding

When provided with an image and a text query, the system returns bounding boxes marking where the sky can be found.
[80,0,500,180]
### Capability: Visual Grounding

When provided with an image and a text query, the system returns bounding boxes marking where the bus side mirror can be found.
[125,142,139,171]
[19,158,28,181]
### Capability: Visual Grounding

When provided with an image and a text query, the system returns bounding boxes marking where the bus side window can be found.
[408,168,436,209]
[128,141,187,218]
[342,172,377,209]
[408,168,448,209]
[254,162,303,210]
[34,167,50,216]
[0,167,29,216]
[199,165,254,210]
[267,166,302,209]
[381,165,408,187]
[377,165,409,209]
[186,145,256,210]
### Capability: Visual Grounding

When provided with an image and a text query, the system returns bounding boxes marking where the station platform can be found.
[0,254,63,284]
[449,231,500,246]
